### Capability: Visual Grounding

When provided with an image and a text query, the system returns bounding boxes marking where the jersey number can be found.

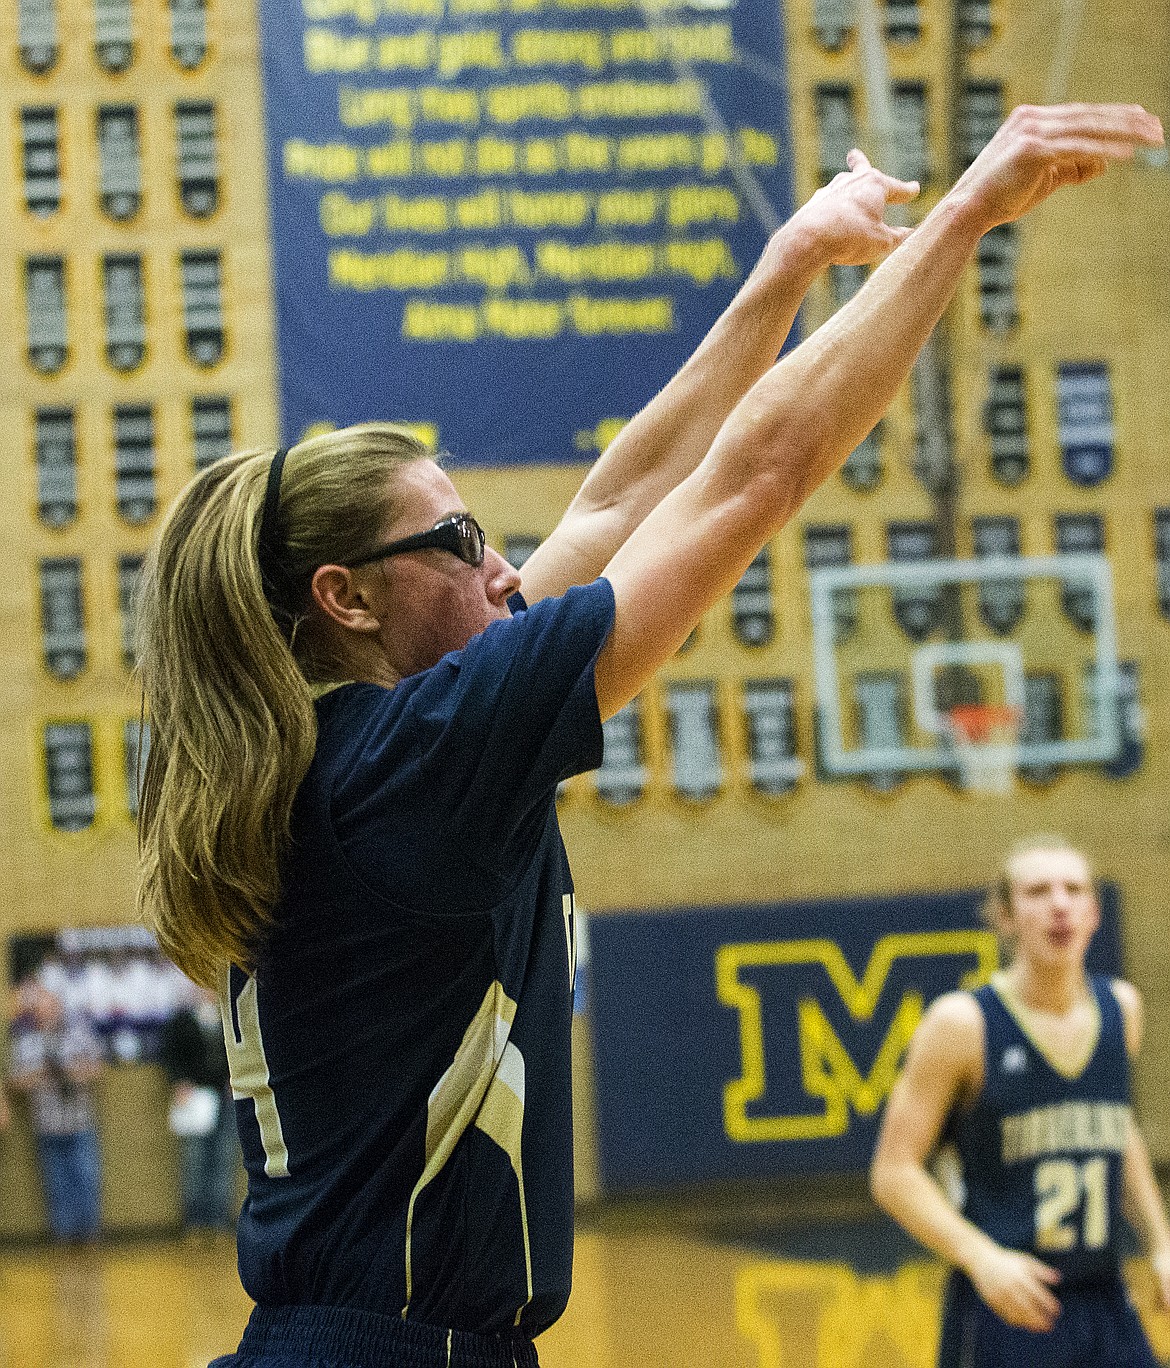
[222,972,290,1178]
[1034,1157,1108,1251]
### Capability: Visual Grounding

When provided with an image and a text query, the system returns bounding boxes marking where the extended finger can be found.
[1015,134,1148,169]
[881,175,920,204]
[1004,103,1164,147]
[845,148,872,172]
[1035,102,1164,145]
[1049,130,1149,157]
[1012,126,1160,162]
[848,159,919,200]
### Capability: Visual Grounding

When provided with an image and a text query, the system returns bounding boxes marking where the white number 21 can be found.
[1035,1157,1108,1251]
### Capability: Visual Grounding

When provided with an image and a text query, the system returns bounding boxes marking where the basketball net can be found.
[945,704,1021,795]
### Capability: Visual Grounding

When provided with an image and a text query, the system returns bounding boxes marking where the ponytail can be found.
[136,424,428,986]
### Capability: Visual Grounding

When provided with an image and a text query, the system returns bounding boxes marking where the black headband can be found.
[257,446,289,604]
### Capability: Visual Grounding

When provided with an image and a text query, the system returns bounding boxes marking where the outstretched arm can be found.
[1123,1125,1170,1310]
[518,153,919,604]
[592,103,1162,719]
[1113,981,1170,1310]
[870,993,1063,1333]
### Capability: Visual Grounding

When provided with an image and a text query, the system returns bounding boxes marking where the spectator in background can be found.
[36,941,93,1026]
[159,984,237,1235]
[9,981,104,1244]
[106,940,159,1062]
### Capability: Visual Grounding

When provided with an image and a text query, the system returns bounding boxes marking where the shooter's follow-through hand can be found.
[946,102,1164,232]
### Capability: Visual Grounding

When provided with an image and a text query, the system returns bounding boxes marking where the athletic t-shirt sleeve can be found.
[330,577,614,898]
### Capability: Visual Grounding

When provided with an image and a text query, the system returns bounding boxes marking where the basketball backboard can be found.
[809,553,1123,789]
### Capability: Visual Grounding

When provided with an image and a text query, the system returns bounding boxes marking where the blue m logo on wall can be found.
[588,889,1121,1191]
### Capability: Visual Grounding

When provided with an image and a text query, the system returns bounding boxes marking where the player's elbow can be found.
[868,1147,902,1215]
[736,432,827,534]
[711,400,830,518]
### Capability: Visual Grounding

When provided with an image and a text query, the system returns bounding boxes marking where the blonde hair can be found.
[987,833,1094,933]
[136,423,429,987]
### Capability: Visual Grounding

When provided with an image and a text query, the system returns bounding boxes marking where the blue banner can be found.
[1058,361,1115,486]
[257,0,796,464]
[588,887,1122,1193]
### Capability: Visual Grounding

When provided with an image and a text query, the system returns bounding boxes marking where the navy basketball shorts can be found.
[938,1269,1158,1368]
[208,1304,541,1368]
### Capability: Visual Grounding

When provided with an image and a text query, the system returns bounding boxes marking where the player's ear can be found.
[311,564,382,635]
[1086,886,1102,937]
[982,887,1013,937]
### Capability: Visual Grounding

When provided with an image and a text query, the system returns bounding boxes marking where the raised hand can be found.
[949,103,1163,232]
[968,1242,1062,1333]
[785,149,919,266]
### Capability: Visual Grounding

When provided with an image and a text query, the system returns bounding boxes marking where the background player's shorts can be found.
[208,1304,540,1368]
[938,1270,1158,1368]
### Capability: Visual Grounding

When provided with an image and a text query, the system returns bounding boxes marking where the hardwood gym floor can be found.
[2,1214,1167,1367]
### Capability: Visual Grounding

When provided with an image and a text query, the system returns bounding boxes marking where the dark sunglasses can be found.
[343,512,486,570]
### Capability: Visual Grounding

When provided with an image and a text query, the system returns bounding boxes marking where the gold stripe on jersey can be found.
[562,893,576,993]
[402,980,524,1317]
[475,1040,533,1324]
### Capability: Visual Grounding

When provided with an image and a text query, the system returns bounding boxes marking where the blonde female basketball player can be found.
[137,109,1162,1367]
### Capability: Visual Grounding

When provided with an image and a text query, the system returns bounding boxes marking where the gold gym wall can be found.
[1,0,1168,1234]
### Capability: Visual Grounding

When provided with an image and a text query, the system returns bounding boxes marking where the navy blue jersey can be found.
[948,976,1132,1288]
[938,1271,1157,1368]
[219,579,615,1337]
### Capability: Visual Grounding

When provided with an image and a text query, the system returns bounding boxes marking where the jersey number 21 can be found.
[1035,1157,1108,1251]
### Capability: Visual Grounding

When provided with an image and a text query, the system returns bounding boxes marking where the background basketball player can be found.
[871,837,1170,1366]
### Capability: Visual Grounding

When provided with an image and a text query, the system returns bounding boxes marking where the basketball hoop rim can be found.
[944,704,1021,795]
[946,703,1022,745]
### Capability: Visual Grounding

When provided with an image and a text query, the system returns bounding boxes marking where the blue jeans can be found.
[178,1092,239,1229]
[36,1128,101,1242]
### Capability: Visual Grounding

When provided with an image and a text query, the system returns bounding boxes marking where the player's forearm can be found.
[592,197,985,717]
[707,194,982,525]
[1123,1126,1170,1256]
[871,1156,1002,1276]
[569,223,822,508]
[529,225,824,597]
